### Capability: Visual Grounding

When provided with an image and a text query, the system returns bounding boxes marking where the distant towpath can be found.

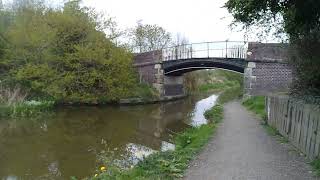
[184,101,317,180]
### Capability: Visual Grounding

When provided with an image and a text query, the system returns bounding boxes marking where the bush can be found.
[1,1,138,104]
[289,34,320,96]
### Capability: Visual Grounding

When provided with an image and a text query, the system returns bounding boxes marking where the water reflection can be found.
[0,94,217,179]
[188,94,218,126]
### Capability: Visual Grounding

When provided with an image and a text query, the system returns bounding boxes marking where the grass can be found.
[0,100,55,118]
[87,85,241,180]
[92,124,217,180]
[217,86,242,104]
[185,69,243,94]
[198,81,238,93]
[242,96,289,144]
[242,96,267,120]
[0,85,55,118]
[89,123,217,180]
[311,159,320,176]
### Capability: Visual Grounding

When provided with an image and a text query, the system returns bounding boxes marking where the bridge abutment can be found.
[134,51,186,98]
[153,63,165,96]
[163,76,185,97]
[244,43,292,97]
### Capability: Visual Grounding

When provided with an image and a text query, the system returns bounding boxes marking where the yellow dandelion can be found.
[94,174,98,177]
[100,166,106,171]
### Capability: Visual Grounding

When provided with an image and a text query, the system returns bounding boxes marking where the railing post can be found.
[175,46,178,60]
[225,40,228,58]
[207,42,210,58]
[190,44,193,59]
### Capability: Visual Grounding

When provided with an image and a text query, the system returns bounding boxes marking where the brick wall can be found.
[247,42,289,62]
[134,50,161,64]
[133,50,162,85]
[245,62,293,96]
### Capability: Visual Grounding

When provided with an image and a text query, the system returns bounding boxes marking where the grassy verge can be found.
[90,111,220,180]
[91,124,217,180]
[198,81,238,93]
[242,96,288,144]
[242,96,266,119]
[311,160,320,176]
[0,101,55,118]
[184,69,243,94]
[88,86,241,180]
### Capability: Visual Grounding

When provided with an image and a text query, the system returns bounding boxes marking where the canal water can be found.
[0,94,218,180]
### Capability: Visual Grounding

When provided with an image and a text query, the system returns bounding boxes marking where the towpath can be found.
[184,101,318,180]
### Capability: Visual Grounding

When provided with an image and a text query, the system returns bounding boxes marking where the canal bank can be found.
[90,86,242,180]
[0,90,235,180]
[0,69,243,179]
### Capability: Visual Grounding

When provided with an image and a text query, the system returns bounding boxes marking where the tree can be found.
[130,21,172,52]
[0,6,13,78]
[173,33,189,46]
[2,0,137,103]
[225,0,320,39]
[225,0,320,96]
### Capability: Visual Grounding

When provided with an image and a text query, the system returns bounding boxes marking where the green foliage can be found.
[225,0,320,95]
[204,104,223,123]
[0,100,54,118]
[218,86,242,104]
[0,85,48,118]
[185,69,243,93]
[311,159,320,176]
[225,0,320,38]
[91,121,216,180]
[242,96,289,143]
[289,35,320,96]
[130,22,172,52]
[129,84,158,100]
[242,96,266,120]
[0,0,139,104]
[198,81,237,93]
[0,9,12,75]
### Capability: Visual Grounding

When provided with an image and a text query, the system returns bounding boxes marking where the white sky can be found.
[82,0,246,43]
[3,0,279,43]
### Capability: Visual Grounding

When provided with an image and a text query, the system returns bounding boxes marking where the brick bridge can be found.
[134,42,292,98]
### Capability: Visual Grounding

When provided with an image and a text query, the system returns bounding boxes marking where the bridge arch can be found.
[134,42,293,98]
[163,58,246,76]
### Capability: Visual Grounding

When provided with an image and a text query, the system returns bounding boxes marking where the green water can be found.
[0,94,218,180]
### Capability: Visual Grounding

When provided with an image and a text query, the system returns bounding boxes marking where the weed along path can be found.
[184,101,316,180]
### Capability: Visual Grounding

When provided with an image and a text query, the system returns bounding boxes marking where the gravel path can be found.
[184,101,318,180]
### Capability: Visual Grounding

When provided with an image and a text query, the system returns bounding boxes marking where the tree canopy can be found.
[130,21,172,53]
[225,0,320,39]
[225,0,320,96]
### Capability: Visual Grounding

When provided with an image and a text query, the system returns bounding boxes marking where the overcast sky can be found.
[3,0,279,43]
[82,0,246,43]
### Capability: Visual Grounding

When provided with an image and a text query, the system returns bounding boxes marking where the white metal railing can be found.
[162,41,248,61]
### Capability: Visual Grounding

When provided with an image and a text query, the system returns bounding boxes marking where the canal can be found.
[0,94,218,180]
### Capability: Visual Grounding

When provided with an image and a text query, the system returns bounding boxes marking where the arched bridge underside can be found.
[163,58,246,76]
